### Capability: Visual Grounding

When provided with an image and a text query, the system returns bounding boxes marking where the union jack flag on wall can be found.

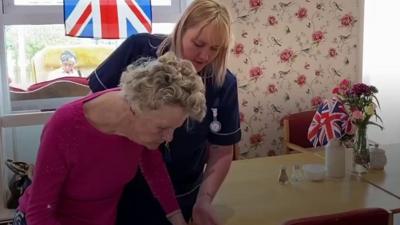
[64,0,152,39]
[307,99,351,147]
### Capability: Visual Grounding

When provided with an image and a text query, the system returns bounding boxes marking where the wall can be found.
[363,1,400,145]
[222,0,362,157]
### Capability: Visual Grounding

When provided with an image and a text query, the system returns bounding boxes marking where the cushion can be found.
[28,76,88,91]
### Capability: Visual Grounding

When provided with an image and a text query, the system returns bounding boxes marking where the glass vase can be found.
[353,123,369,170]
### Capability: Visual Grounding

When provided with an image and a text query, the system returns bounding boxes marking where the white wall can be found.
[363,0,400,145]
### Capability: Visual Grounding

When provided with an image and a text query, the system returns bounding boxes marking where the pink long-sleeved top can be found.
[18,90,179,225]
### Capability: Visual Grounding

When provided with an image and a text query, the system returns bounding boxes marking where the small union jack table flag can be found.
[307,99,351,147]
[64,0,152,39]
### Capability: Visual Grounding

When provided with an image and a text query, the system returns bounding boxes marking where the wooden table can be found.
[362,143,400,202]
[213,152,400,225]
[311,143,400,202]
[0,207,14,224]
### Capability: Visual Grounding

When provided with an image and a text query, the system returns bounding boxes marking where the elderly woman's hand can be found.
[192,194,220,225]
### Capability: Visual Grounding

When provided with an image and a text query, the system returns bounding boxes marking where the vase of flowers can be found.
[354,122,368,166]
[332,79,383,169]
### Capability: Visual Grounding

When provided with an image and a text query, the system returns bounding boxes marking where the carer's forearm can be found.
[198,144,233,201]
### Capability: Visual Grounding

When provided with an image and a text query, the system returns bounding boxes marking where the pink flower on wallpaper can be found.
[312,31,324,43]
[333,79,351,95]
[267,84,278,94]
[341,14,354,27]
[329,48,338,57]
[240,112,245,122]
[268,16,278,26]
[249,66,263,80]
[250,133,264,145]
[296,74,306,86]
[280,49,295,62]
[332,79,352,95]
[249,0,262,9]
[311,96,323,108]
[232,43,244,56]
[241,99,248,107]
[295,7,308,20]
[339,79,351,90]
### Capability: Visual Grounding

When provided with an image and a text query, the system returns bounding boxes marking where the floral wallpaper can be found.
[222,0,361,158]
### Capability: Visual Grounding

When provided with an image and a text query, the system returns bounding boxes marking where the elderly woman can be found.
[47,50,81,80]
[13,52,206,225]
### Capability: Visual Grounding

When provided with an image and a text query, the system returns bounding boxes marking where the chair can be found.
[9,86,26,92]
[233,143,241,160]
[10,79,90,111]
[27,76,88,91]
[282,110,319,154]
[10,79,90,101]
[282,208,390,225]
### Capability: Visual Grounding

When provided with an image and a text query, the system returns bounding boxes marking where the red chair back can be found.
[282,208,390,225]
[285,110,316,148]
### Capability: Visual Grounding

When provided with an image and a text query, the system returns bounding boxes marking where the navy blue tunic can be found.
[88,33,241,223]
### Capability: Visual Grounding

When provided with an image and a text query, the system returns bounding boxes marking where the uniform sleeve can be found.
[24,109,74,225]
[139,149,180,216]
[88,34,148,92]
[208,70,242,145]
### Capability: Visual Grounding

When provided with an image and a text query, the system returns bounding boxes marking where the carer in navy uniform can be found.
[88,1,241,224]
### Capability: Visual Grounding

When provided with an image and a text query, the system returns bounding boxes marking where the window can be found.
[6,23,174,88]
[1,0,184,112]
[14,0,172,6]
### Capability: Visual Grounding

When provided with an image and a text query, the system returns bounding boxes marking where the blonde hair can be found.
[158,0,232,86]
[120,52,206,121]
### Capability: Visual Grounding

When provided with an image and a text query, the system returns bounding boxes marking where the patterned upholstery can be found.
[27,76,88,91]
[10,79,90,101]
[9,86,26,92]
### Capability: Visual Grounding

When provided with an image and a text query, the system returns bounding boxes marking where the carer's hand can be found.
[191,195,220,225]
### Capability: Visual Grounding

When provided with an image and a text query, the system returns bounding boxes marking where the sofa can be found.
[31,45,115,83]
